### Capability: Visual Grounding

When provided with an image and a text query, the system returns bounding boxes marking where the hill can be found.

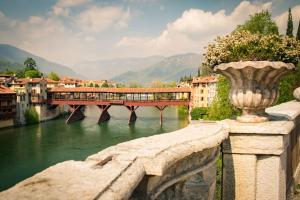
[112,53,202,84]
[73,56,165,80]
[0,44,83,78]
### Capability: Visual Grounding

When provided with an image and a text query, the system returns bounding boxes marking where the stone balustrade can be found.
[1,100,300,200]
[0,121,227,200]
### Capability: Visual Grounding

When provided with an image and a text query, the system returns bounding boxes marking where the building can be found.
[45,78,59,89]
[191,76,218,108]
[59,77,81,88]
[0,86,16,128]
[10,77,60,124]
[0,74,15,87]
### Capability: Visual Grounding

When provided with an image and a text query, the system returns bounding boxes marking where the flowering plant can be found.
[203,31,300,68]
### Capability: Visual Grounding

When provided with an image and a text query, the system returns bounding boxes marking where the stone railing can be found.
[1,100,300,200]
[0,121,227,200]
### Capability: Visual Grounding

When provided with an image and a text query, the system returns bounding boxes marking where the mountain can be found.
[112,53,202,84]
[73,56,165,80]
[0,44,83,78]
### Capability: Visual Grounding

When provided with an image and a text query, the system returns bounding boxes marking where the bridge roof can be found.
[50,87,191,93]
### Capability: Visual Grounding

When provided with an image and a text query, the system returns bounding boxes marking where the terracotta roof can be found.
[50,87,191,93]
[45,78,59,84]
[192,76,218,84]
[0,86,15,94]
[15,78,47,84]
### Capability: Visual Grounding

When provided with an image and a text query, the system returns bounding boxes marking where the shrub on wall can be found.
[25,107,39,124]
[190,107,208,120]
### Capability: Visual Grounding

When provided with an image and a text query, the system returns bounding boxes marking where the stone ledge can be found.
[0,122,227,200]
[266,100,300,121]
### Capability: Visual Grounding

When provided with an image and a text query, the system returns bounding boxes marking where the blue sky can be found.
[0,0,299,66]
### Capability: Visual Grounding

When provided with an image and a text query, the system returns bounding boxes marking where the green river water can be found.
[0,106,188,191]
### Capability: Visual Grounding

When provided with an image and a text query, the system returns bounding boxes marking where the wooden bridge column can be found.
[155,106,167,125]
[66,105,85,124]
[97,105,111,124]
[126,106,139,125]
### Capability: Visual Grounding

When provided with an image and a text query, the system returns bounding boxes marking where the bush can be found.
[25,70,42,78]
[203,31,300,68]
[190,107,208,120]
[206,76,241,120]
[25,107,39,124]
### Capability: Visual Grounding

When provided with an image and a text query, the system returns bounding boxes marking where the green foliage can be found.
[25,70,42,78]
[278,63,300,104]
[151,80,177,88]
[94,83,99,87]
[48,71,60,81]
[179,75,193,82]
[190,107,208,120]
[204,31,300,67]
[206,76,241,120]
[15,70,25,78]
[89,83,94,87]
[25,107,39,124]
[116,83,125,88]
[286,8,293,37]
[101,82,109,88]
[236,10,278,35]
[197,67,201,76]
[297,20,300,40]
[24,57,37,71]
[201,64,214,76]
[128,82,143,88]
[215,155,222,200]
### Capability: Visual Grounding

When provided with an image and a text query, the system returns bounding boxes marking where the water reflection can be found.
[0,106,188,191]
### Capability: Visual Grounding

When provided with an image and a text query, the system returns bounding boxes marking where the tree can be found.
[101,82,109,88]
[25,70,42,78]
[48,71,60,81]
[296,19,300,40]
[235,10,278,35]
[286,8,293,37]
[95,83,99,87]
[15,70,25,78]
[89,83,94,87]
[197,67,201,77]
[24,57,37,71]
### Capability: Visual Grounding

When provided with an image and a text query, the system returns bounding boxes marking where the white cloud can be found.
[75,6,131,33]
[274,5,300,35]
[116,1,272,57]
[52,0,90,17]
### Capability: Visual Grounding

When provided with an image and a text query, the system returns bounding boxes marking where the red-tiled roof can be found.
[44,78,59,84]
[15,78,47,84]
[50,87,191,93]
[192,76,218,84]
[0,86,15,94]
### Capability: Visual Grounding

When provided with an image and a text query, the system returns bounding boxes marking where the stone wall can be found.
[0,122,227,200]
[222,100,300,200]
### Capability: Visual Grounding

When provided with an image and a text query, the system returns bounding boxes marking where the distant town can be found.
[0,57,218,129]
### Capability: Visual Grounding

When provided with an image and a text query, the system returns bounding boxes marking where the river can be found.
[0,106,188,191]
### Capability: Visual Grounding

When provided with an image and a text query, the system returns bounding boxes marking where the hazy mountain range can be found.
[112,53,202,83]
[0,44,202,83]
[0,44,83,78]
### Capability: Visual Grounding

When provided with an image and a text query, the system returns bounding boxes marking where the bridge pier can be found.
[126,106,139,125]
[97,105,111,124]
[155,106,167,125]
[65,105,85,124]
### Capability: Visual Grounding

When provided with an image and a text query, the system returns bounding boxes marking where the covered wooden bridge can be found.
[48,87,191,124]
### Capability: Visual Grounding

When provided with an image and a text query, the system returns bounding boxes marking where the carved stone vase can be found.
[214,61,295,123]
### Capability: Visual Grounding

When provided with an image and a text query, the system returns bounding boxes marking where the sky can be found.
[0,0,299,67]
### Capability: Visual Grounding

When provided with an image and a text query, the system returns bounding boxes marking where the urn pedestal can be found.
[214,61,295,123]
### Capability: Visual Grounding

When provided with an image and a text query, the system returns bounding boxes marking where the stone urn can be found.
[294,87,300,101]
[214,61,295,123]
